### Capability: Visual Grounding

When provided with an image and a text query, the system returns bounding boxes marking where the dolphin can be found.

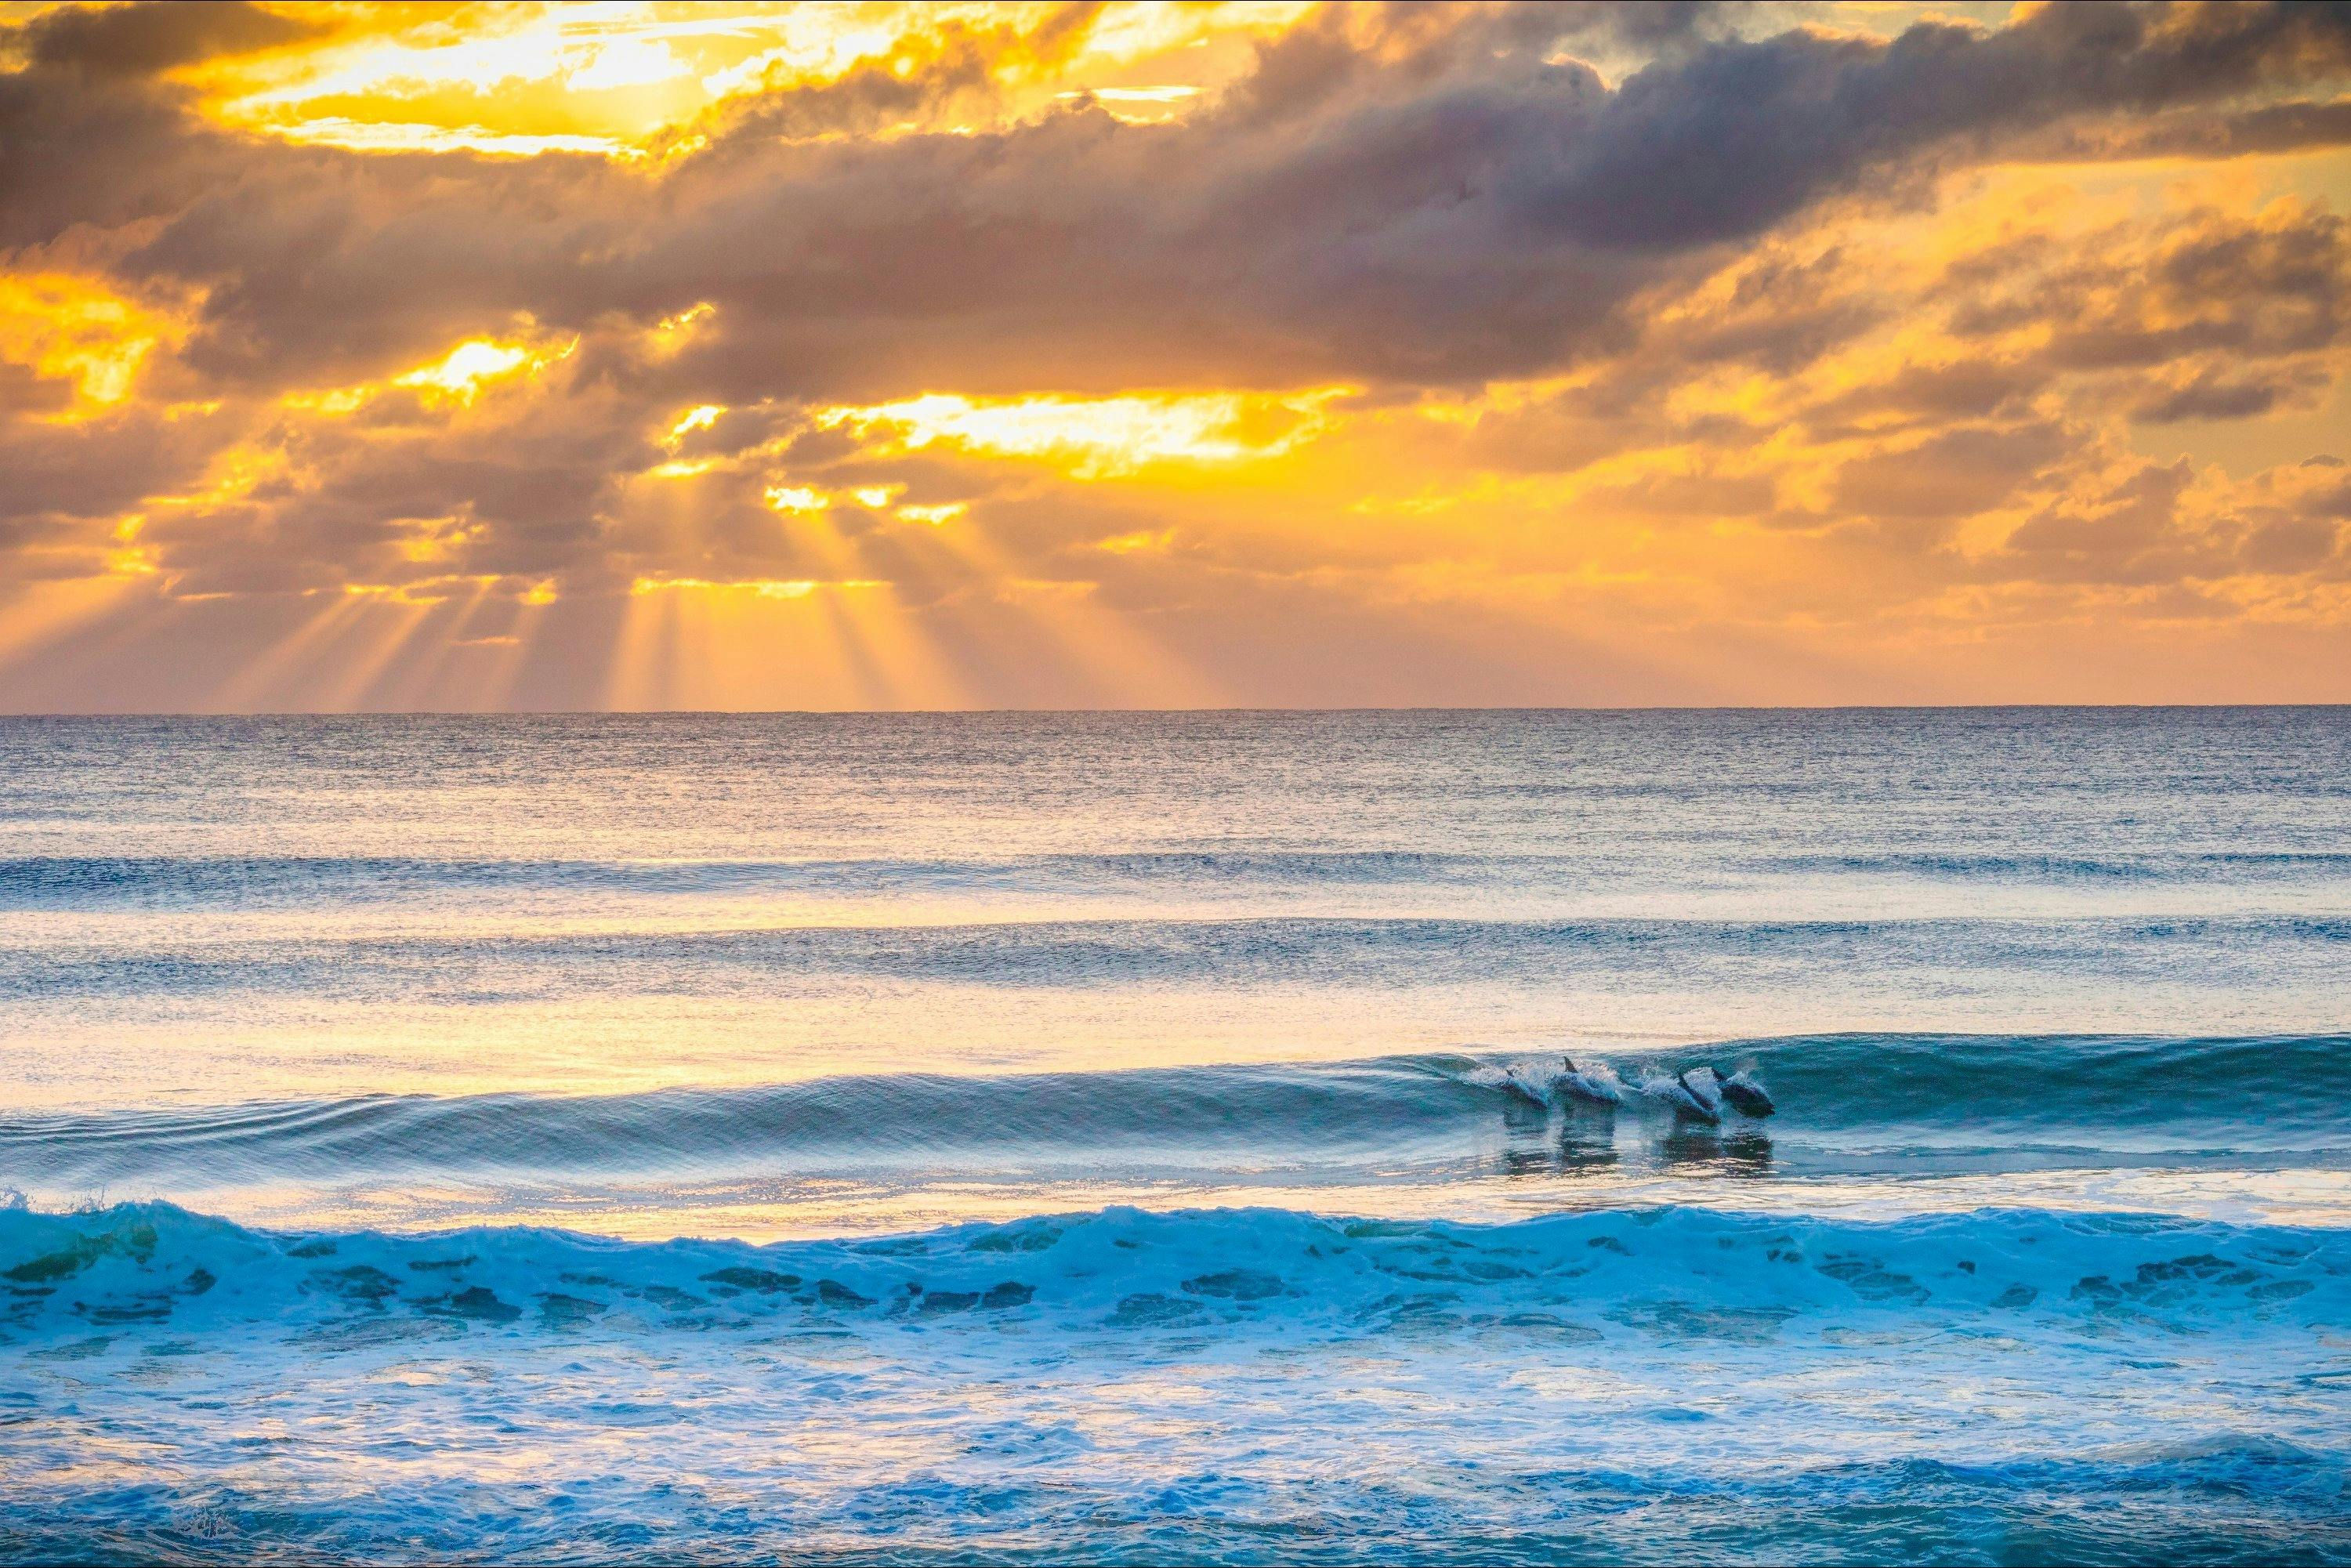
[1711,1065,1776,1118]
[1659,1066,1722,1121]
[1559,1056,1624,1106]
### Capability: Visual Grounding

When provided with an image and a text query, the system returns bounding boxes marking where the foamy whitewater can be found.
[3,710,2348,1563]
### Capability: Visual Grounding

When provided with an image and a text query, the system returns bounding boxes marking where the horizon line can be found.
[5,701,2349,719]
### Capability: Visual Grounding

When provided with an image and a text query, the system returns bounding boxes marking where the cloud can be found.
[3,1,2336,398]
[2019,95,2351,161]
[1,1,2349,707]
[1512,1,2351,250]
[11,0,328,79]
[2131,368,2324,423]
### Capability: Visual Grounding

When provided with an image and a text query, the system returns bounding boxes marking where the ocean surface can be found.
[2,709,2348,1563]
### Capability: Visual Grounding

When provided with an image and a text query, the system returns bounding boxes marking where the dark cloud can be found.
[1809,361,2049,436]
[1515,1,2351,252]
[1945,206,2351,371]
[2131,367,2327,423]
[2020,96,2351,161]
[1999,461,2201,584]
[136,357,665,595]
[1833,424,2071,520]
[0,63,222,244]
[12,0,325,78]
[2301,476,2351,518]
[2240,515,2342,571]
[1976,459,2344,588]
[0,403,231,534]
[10,0,2346,404]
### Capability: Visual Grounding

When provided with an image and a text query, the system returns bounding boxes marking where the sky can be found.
[1,0,2348,710]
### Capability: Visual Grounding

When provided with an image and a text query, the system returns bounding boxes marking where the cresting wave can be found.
[10,1200,2347,1566]
[5,1037,2347,1196]
[3,1200,2343,1349]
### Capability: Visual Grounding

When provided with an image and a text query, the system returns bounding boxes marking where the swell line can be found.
[5,1036,2347,1192]
[5,844,2349,908]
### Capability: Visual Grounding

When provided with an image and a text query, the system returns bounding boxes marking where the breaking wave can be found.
[4,1199,2342,1349]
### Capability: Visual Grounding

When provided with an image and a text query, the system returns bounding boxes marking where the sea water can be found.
[2,709,2346,1563]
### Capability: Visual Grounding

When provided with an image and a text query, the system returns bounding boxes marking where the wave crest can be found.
[3,1200,2342,1348]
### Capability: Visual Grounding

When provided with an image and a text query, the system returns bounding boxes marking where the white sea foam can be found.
[3,1200,2346,1562]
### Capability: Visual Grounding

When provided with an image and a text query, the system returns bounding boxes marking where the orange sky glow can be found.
[2,0,2348,708]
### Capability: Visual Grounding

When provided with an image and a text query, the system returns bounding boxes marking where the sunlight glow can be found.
[652,303,718,349]
[763,484,831,515]
[392,337,567,407]
[178,2,1310,159]
[815,389,1348,477]
[0,273,179,418]
[668,404,725,443]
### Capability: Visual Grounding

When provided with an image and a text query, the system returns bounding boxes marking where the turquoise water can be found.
[3,711,2348,1563]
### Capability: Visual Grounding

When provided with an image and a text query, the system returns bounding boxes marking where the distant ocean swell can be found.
[5,846,2351,906]
[5,1038,2348,1196]
[9,917,2350,1004]
[5,1200,2344,1349]
[0,851,1497,905]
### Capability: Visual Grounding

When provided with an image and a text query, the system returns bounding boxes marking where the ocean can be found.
[2,709,2347,1563]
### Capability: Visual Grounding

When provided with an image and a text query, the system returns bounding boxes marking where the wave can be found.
[10,914,2349,1006]
[8,844,2349,908]
[5,1036,2347,1195]
[1768,850,2351,882]
[0,1057,1487,1186]
[0,851,1531,908]
[1654,1031,2351,1135]
[3,1199,2342,1349]
[11,1447,2342,1568]
[6,1200,2346,1567]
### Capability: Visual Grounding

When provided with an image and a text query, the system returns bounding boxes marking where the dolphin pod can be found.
[1551,1057,1777,1122]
